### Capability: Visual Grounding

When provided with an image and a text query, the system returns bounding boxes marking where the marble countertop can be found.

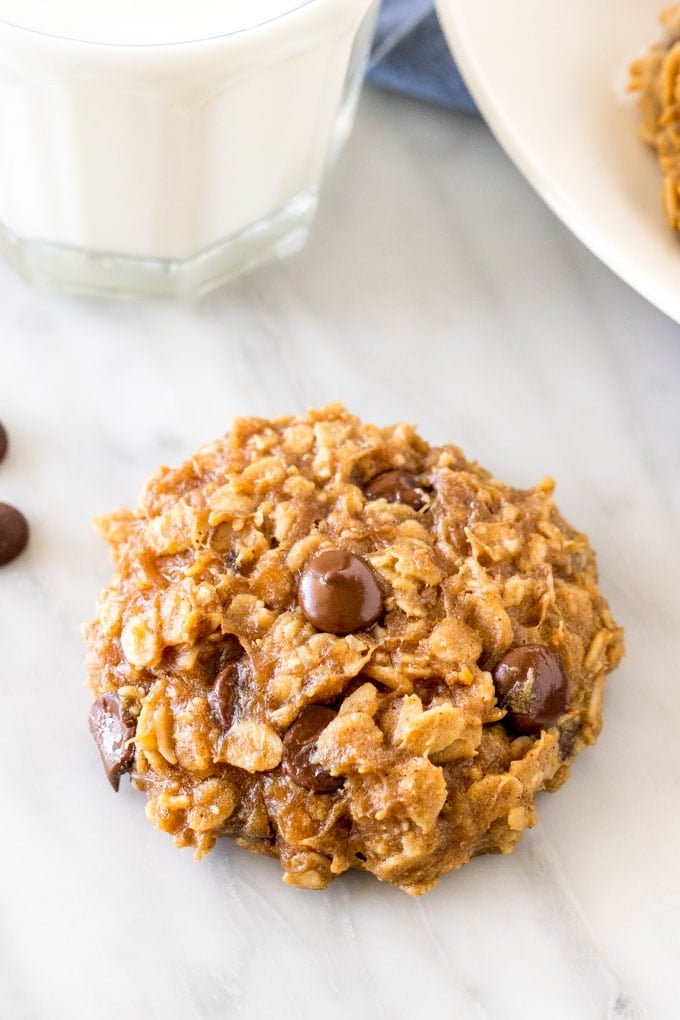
[1,86,679,1020]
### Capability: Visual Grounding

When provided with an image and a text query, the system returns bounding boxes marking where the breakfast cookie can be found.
[84,405,623,895]
[630,6,680,231]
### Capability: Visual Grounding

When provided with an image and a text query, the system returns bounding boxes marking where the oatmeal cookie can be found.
[630,6,680,231]
[84,405,623,895]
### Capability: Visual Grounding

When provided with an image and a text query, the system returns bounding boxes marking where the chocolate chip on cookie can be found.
[298,548,383,635]
[364,469,428,510]
[207,636,249,728]
[210,664,240,729]
[88,691,136,791]
[282,707,343,793]
[204,634,244,677]
[209,650,252,730]
[493,645,569,735]
[0,502,29,566]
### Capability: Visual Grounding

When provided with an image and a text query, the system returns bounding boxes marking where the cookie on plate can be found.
[84,405,623,894]
[630,6,680,231]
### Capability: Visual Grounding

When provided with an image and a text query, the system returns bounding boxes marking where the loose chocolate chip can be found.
[364,469,427,510]
[0,423,7,464]
[298,548,383,635]
[282,706,343,793]
[0,502,29,566]
[88,691,136,792]
[493,645,569,735]
[210,659,242,729]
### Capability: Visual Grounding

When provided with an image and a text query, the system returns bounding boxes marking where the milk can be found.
[0,0,378,296]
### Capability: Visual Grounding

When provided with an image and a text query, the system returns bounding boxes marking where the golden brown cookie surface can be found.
[630,6,680,231]
[84,405,623,894]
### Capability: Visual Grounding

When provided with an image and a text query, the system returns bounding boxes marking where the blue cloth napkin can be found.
[367,0,477,113]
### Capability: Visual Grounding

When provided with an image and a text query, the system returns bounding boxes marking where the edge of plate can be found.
[435,0,680,325]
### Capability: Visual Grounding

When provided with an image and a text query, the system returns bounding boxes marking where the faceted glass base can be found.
[0,190,318,300]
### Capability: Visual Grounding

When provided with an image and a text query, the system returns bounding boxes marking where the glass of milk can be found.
[0,0,378,297]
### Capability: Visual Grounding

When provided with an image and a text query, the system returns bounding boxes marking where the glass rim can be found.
[0,0,324,49]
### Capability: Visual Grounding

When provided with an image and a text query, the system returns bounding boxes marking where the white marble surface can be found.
[1,86,679,1020]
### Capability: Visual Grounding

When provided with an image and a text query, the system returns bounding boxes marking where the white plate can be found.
[435,0,680,323]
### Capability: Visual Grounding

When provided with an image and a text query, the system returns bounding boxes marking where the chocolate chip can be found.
[493,645,569,735]
[298,548,383,635]
[413,677,452,706]
[0,502,29,566]
[88,691,136,791]
[217,634,245,666]
[0,423,7,464]
[193,633,243,684]
[558,728,577,760]
[208,640,251,728]
[210,660,241,729]
[282,706,343,792]
[364,469,427,510]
